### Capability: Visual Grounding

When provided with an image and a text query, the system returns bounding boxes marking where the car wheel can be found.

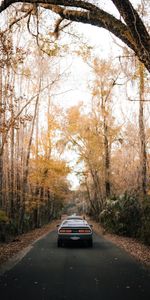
[57,240,62,247]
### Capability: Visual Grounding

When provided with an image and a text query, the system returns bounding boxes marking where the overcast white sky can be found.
[1,0,149,189]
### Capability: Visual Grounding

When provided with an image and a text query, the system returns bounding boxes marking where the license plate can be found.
[70,236,80,240]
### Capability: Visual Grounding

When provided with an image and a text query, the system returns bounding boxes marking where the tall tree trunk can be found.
[35,95,40,228]
[139,62,147,197]
[4,67,15,219]
[19,93,40,232]
[84,178,97,216]
[104,117,111,198]
[0,66,3,208]
[15,88,22,223]
[47,93,52,159]
[35,97,39,159]
[2,69,10,212]
[10,122,15,218]
[89,165,103,213]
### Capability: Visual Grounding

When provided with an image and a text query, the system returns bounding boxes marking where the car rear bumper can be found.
[58,234,92,242]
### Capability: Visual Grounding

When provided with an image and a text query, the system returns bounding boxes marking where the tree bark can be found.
[10,116,15,218]
[89,165,103,213]
[104,119,111,198]
[19,94,40,232]
[0,67,3,208]
[138,63,147,197]
[9,70,15,218]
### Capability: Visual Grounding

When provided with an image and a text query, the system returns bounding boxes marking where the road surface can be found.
[0,230,149,300]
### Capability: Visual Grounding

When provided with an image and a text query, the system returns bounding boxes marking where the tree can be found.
[63,91,120,216]
[62,104,104,213]
[138,62,147,197]
[0,66,3,208]
[111,122,140,195]
[0,1,150,72]
[90,58,120,198]
[0,17,72,235]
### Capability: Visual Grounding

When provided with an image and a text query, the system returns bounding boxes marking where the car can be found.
[57,218,93,247]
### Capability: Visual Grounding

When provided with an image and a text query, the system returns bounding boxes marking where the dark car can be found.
[57,218,93,247]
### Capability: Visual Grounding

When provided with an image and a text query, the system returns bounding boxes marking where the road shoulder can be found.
[0,220,58,272]
[90,219,150,268]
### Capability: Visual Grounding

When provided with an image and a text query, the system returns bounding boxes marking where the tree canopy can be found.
[0,0,150,72]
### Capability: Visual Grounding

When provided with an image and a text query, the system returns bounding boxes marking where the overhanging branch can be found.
[0,0,150,72]
[41,4,136,53]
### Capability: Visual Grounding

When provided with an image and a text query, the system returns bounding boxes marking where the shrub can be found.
[0,210,9,223]
[0,210,19,242]
[0,210,10,242]
[100,194,142,237]
[139,198,150,245]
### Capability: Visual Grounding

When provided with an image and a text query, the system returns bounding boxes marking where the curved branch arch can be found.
[0,0,150,72]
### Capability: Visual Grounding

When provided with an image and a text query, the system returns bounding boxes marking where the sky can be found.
[39,0,148,190]
[50,1,149,190]
[1,0,149,190]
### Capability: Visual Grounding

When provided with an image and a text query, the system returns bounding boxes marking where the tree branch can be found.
[0,1,150,72]
[43,4,136,52]
[112,0,150,51]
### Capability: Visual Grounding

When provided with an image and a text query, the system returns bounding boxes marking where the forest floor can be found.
[90,219,150,268]
[0,220,58,266]
[0,218,149,268]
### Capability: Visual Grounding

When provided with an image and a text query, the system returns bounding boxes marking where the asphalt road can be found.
[0,230,149,300]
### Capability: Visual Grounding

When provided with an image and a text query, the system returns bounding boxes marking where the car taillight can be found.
[59,229,72,233]
[65,229,72,233]
[59,229,66,233]
[78,229,91,233]
[84,229,91,233]
[78,229,85,233]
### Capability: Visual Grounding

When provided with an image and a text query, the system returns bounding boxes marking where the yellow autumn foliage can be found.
[29,156,70,199]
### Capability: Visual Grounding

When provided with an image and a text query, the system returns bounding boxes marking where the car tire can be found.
[57,240,62,247]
